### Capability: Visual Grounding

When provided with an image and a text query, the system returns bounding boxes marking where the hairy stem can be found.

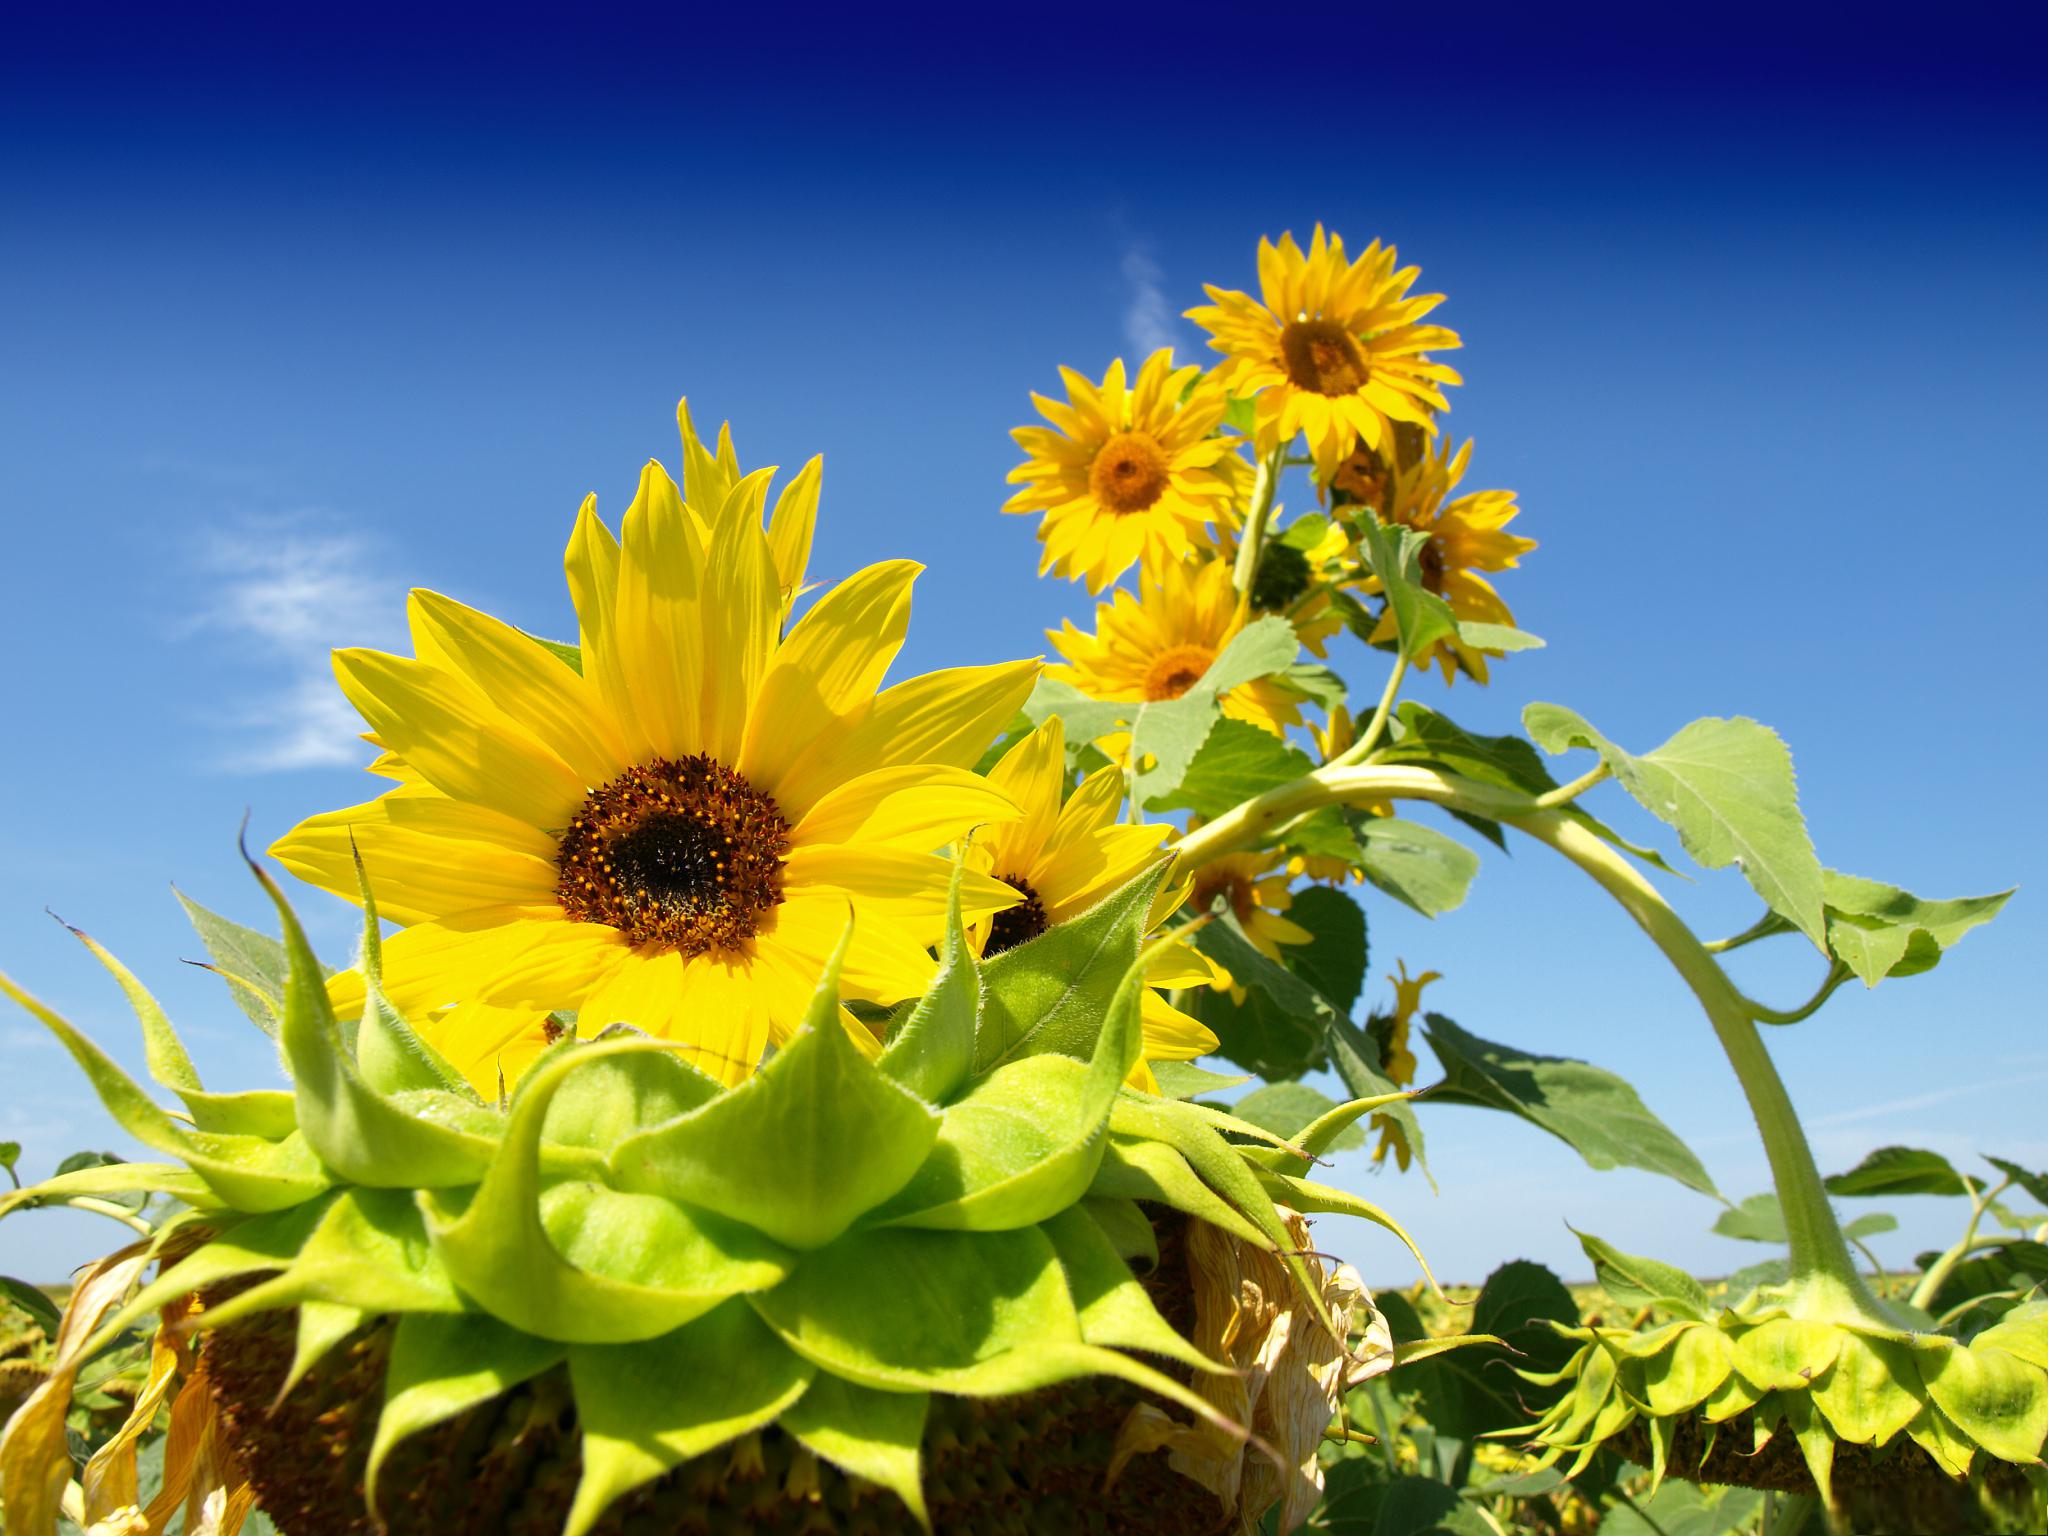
[1232,448,1285,600]
[1911,1180,2010,1313]
[1173,763,1877,1306]
[1331,655,1408,768]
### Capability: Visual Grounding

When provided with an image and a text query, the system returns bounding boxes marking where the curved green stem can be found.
[1744,961,1854,1027]
[1331,655,1407,768]
[1911,1179,2011,1312]
[1173,763,1879,1310]
[1232,448,1285,599]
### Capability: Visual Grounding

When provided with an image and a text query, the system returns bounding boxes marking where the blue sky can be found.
[3,6,2044,1288]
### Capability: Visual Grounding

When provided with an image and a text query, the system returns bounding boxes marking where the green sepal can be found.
[1253,1168,1439,1297]
[424,1038,792,1344]
[1238,1089,1414,1178]
[0,968,331,1213]
[878,855,980,1105]
[1700,1367,1765,1424]
[874,953,1143,1231]
[1971,1303,2048,1371]
[0,1161,218,1221]
[1640,1323,1735,1416]
[973,864,1168,1073]
[366,1311,567,1517]
[540,1037,721,1151]
[1087,1134,1268,1250]
[747,1224,1081,1393]
[1810,1331,1920,1446]
[1907,1400,1978,1478]
[564,1300,815,1536]
[258,858,497,1187]
[780,1374,932,1532]
[345,842,484,1102]
[609,981,941,1250]
[1731,1318,1842,1392]
[93,1195,339,1347]
[1080,1196,1157,1269]
[1913,1335,2048,1464]
[283,1301,369,1401]
[1573,1229,1711,1321]
[62,921,299,1138]
[199,1187,464,1332]
[1040,1205,1220,1376]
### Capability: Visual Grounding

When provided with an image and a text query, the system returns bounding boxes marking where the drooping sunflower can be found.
[1367,962,1439,1171]
[964,715,1222,1088]
[1046,556,1303,739]
[1363,436,1535,685]
[1004,351,1245,592]
[272,406,1037,1088]
[1186,227,1462,483]
[1183,849,1312,1003]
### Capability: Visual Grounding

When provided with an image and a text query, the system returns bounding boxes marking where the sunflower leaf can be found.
[976,863,1168,1074]
[565,1301,815,1536]
[1825,1145,1972,1198]
[1356,818,1478,918]
[1356,520,1459,663]
[1523,706,1827,950]
[1423,1013,1718,1197]
[1228,1082,1364,1151]
[1818,870,2012,987]
[1186,915,1329,1080]
[1152,719,1315,818]
[610,926,942,1249]
[1128,616,1299,807]
[174,887,326,1038]
[1020,677,1133,766]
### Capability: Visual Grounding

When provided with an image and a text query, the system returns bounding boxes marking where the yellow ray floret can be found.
[963,716,1222,1086]
[1045,557,1303,741]
[1187,226,1462,483]
[273,433,1037,1089]
[1182,849,1312,1003]
[1004,350,1245,593]
[1368,962,1438,1171]
[1360,437,1535,685]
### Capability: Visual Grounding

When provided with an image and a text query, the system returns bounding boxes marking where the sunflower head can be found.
[0,851,1397,1536]
[1005,351,1245,592]
[272,415,1040,1090]
[1185,227,1463,483]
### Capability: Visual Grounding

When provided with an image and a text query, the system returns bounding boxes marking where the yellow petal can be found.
[332,649,586,829]
[790,764,1021,851]
[983,717,1065,869]
[698,515,780,765]
[580,950,773,1087]
[347,906,613,1018]
[784,845,1019,921]
[766,456,823,600]
[614,460,704,759]
[1144,942,1224,990]
[564,496,652,761]
[739,560,919,794]
[271,807,559,926]
[1140,988,1220,1060]
[407,589,628,787]
[766,893,936,1002]
[773,658,1040,823]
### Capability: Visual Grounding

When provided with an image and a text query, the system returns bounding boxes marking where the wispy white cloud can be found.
[1805,1070,2048,1130]
[1121,244,1181,359]
[184,513,399,772]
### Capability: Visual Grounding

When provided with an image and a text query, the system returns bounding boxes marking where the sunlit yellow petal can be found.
[790,764,1020,851]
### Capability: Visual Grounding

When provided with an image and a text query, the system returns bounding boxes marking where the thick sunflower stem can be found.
[1173,763,1882,1314]
[1232,449,1285,601]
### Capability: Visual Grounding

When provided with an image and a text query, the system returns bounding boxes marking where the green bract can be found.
[0,857,1405,1536]
[1512,1234,2048,1518]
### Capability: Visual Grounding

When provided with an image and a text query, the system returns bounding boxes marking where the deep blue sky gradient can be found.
[3,4,2044,1286]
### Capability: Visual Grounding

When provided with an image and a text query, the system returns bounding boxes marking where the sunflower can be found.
[1362,437,1535,685]
[272,408,1037,1089]
[1186,226,1462,483]
[1183,849,1312,1003]
[1004,351,1244,592]
[1046,556,1303,740]
[964,715,1222,1088]
[1367,962,1438,1171]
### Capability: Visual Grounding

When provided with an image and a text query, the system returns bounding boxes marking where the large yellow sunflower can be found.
[1045,556,1303,739]
[1363,437,1535,685]
[964,715,1221,1088]
[1004,350,1244,592]
[1186,226,1462,483]
[273,406,1037,1089]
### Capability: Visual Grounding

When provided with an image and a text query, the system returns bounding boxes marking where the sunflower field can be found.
[0,226,2039,1536]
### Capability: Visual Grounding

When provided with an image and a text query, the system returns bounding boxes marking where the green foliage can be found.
[1711,1191,1896,1246]
[1424,1015,1718,1197]
[175,886,327,1037]
[1356,520,1459,665]
[1825,1145,1974,1197]
[1127,615,1300,806]
[1819,869,2011,986]
[1155,718,1315,817]
[1355,819,1478,918]
[1574,1229,1713,1319]
[1228,1082,1366,1150]
[1524,705,1828,949]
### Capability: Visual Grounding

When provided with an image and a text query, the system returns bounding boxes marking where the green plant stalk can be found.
[1231,448,1285,599]
[1910,1178,2012,1313]
[1329,654,1407,769]
[1174,763,1883,1315]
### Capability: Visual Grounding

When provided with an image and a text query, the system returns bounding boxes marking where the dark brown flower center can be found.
[1142,643,1215,702]
[984,875,1050,957]
[1191,871,1256,925]
[1088,431,1171,514]
[555,755,789,954]
[1416,536,1446,595]
[1279,319,1370,397]
[1249,541,1311,613]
